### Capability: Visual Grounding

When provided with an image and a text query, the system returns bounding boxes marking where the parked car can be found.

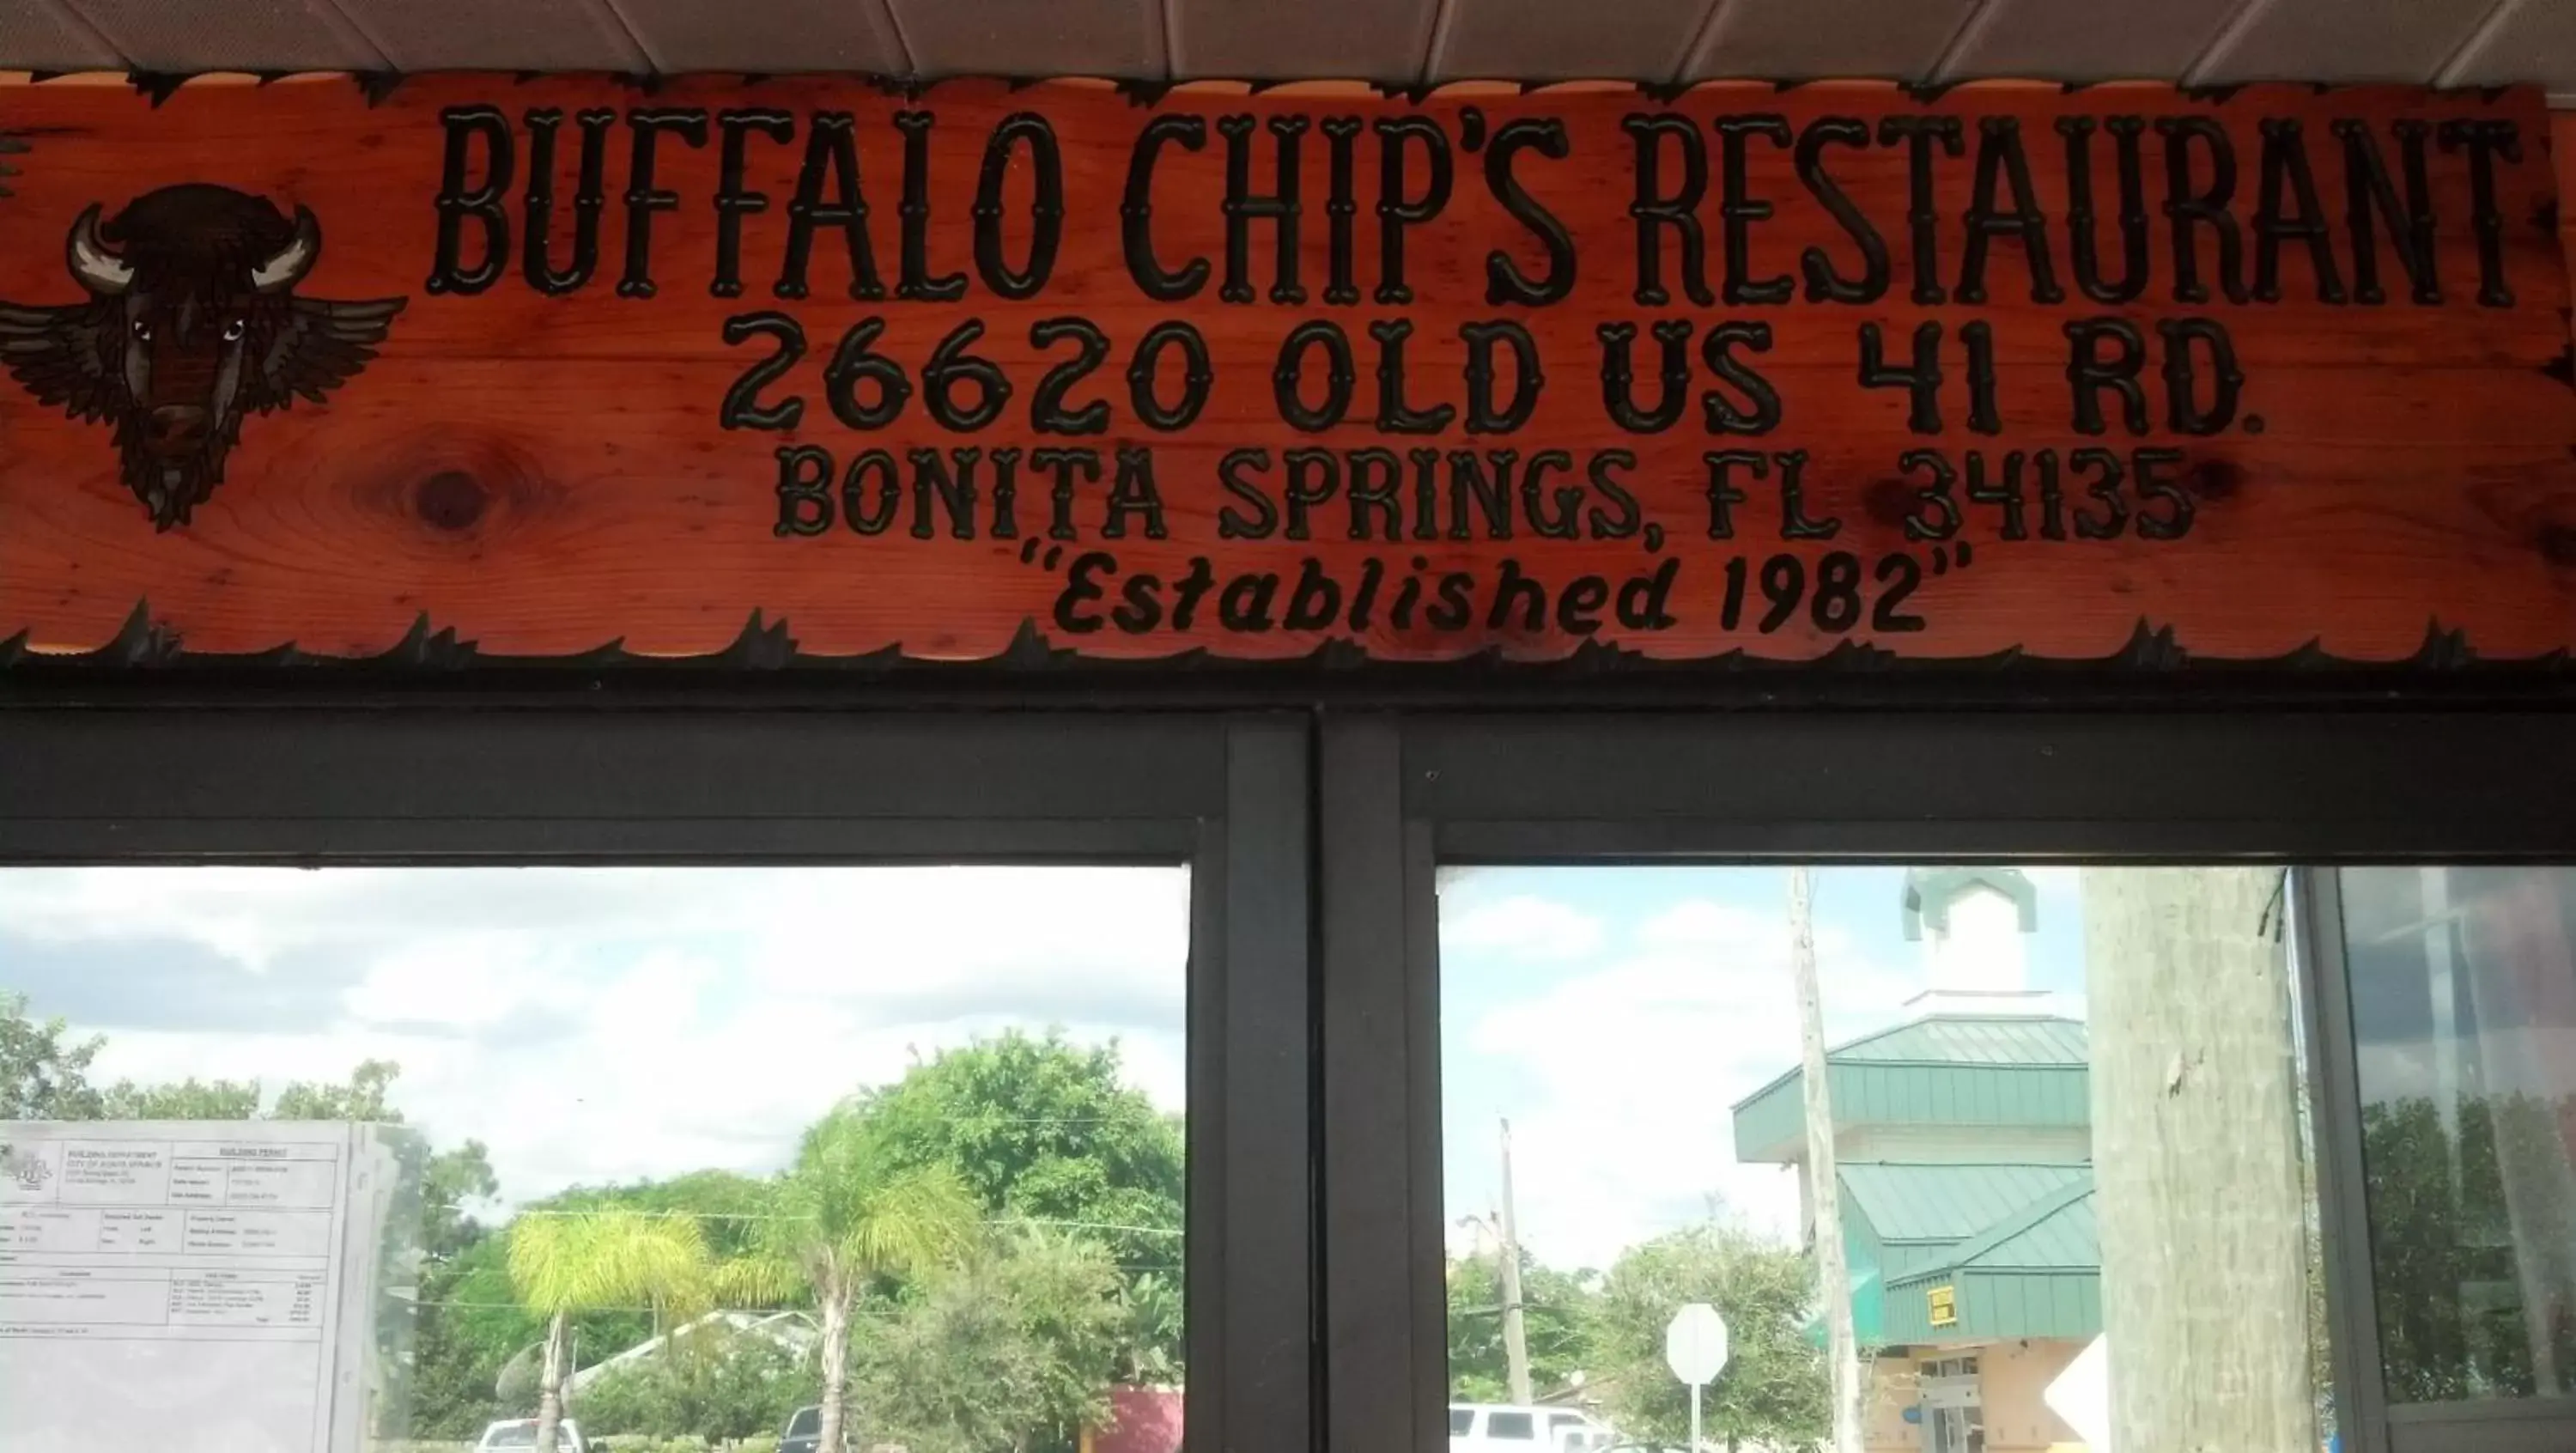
[781,1403,846,1453]
[1451,1403,1613,1453]
[474,1418,587,1453]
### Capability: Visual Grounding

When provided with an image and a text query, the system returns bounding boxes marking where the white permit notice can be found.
[0,1120,391,1453]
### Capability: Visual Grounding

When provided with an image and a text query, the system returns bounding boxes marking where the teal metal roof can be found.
[1828,1016,2087,1067]
[1839,1164,2092,1244]
[1729,1015,2091,1163]
[1889,1177,2099,1284]
[1876,1177,2102,1345]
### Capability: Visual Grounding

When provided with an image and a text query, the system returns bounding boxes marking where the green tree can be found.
[1448,1250,1596,1402]
[722,1103,981,1453]
[574,1322,816,1442]
[507,1208,716,1453]
[1590,1225,1827,1453]
[0,990,105,1118]
[860,1030,1185,1377]
[856,1228,1127,1453]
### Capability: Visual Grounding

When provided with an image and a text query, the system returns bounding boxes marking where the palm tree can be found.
[507,1207,714,1453]
[722,1103,981,1453]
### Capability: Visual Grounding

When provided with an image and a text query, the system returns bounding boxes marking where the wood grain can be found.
[0,76,2567,665]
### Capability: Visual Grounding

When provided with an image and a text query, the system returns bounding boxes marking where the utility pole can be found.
[2087,868,2315,1453]
[1790,867,1864,1453]
[1498,1116,1534,1405]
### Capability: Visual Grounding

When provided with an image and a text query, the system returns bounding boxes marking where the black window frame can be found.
[1319,709,2576,1453]
[0,706,1315,1453]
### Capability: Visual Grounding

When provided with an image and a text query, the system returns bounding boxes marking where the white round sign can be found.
[1663,1302,1730,1386]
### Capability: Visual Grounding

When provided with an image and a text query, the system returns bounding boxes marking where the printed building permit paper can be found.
[0,1120,391,1453]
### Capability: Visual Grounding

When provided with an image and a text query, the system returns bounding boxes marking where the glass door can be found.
[1320,711,2576,1453]
[0,709,1313,1453]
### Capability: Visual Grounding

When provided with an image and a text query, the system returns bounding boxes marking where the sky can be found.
[7,859,2415,1283]
[0,865,1193,1219]
[1437,865,2087,1271]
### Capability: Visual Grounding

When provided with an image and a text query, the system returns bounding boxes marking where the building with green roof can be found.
[1730,869,2097,1453]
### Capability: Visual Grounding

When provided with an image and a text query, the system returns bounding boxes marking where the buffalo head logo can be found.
[0,184,407,530]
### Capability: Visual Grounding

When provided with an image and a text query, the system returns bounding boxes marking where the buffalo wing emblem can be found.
[0,185,406,529]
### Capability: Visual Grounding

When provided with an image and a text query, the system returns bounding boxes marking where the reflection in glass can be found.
[0,866,1188,1453]
[1438,865,2329,1453]
[2345,866,2576,1403]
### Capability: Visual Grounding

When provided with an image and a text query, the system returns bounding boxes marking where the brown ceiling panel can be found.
[1939,0,2244,81]
[2443,0,2576,90]
[0,0,125,71]
[1170,0,1440,82]
[890,0,1162,78]
[1682,0,1979,80]
[2188,0,2485,83]
[338,0,649,71]
[62,0,386,71]
[608,0,908,73]
[1429,0,1710,82]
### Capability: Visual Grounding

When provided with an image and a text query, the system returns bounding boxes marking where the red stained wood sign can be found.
[0,76,2568,667]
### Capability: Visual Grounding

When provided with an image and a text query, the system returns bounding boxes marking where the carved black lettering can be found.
[1598,319,1693,434]
[1795,117,1888,304]
[1122,116,1210,301]
[2156,117,2247,305]
[2059,116,2148,304]
[774,444,832,535]
[429,105,513,295]
[1587,450,1642,539]
[2064,318,2149,435]
[1703,450,1760,540]
[1716,114,1795,306]
[2157,316,2243,435]
[1322,116,1364,305]
[1859,321,1944,435]
[907,447,979,539]
[1376,117,1454,305]
[891,111,968,301]
[841,448,902,535]
[523,107,612,295]
[1030,447,1102,540]
[721,311,807,432]
[1485,118,1576,306]
[619,108,707,300]
[1346,447,1401,540]
[1701,321,1781,435]
[1275,320,1356,433]
[1448,449,1516,540]
[778,112,883,301]
[1521,450,1582,539]
[2253,119,2346,304]
[1281,447,1337,541]
[1371,319,1456,434]
[1217,447,1278,538]
[1220,113,1308,305]
[974,112,1066,301]
[2439,119,2518,307]
[1129,322,1213,431]
[1625,114,1712,307]
[1030,318,1110,435]
[1877,115,1965,304]
[1958,117,2063,305]
[2334,119,2439,306]
[1104,446,1168,539]
[714,109,794,299]
[1461,320,1542,435]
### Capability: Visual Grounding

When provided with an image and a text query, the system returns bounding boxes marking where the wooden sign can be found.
[0,76,2568,667]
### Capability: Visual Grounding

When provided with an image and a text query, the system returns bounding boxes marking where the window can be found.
[0,865,1189,1453]
[1450,1407,1474,1436]
[1486,1412,1535,1438]
[1439,864,2331,1452]
[2342,866,2576,1405]
[0,710,1315,1453]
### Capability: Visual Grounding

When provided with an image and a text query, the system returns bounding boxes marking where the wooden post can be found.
[1498,1116,1534,1406]
[2086,868,2316,1453]
[1790,867,1864,1453]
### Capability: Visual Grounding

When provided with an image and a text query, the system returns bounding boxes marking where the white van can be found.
[1450,1403,1613,1453]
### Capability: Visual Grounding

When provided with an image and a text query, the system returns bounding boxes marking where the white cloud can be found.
[1449,891,1917,1270]
[3,865,1191,1211]
[1444,894,1607,962]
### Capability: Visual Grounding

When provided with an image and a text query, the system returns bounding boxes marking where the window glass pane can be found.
[1450,1407,1474,1435]
[1441,865,2330,1452]
[1486,1412,1534,1438]
[0,866,1189,1453]
[2343,866,2576,1403]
